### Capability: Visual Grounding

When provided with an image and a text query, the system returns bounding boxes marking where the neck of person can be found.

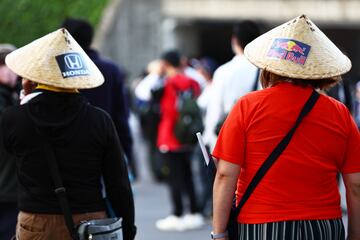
[166,68,181,77]
[231,41,244,57]
[234,47,244,57]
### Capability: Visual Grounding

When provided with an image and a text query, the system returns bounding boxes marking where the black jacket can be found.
[0,91,136,239]
[81,49,134,172]
[0,84,18,203]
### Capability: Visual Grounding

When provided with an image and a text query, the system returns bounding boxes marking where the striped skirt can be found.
[238,219,344,240]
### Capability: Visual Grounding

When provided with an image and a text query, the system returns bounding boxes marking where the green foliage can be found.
[0,0,109,47]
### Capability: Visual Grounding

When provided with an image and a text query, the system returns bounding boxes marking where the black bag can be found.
[215,114,227,136]
[77,218,123,240]
[137,86,164,139]
[227,90,320,240]
[174,88,204,145]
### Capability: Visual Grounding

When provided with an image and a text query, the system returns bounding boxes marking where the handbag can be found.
[77,218,122,240]
[44,141,123,240]
[227,89,320,240]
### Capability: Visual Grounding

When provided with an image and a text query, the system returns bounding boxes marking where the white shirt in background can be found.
[203,54,259,150]
[134,74,163,101]
[197,82,213,113]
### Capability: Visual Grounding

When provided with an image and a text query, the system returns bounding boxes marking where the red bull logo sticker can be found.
[267,38,311,65]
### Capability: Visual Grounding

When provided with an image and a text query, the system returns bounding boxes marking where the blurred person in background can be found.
[61,18,137,180]
[192,57,218,114]
[192,57,218,217]
[325,50,352,114]
[0,44,19,240]
[135,60,165,104]
[203,20,261,151]
[326,79,352,113]
[212,15,360,240]
[134,60,167,181]
[155,50,205,231]
[354,81,360,129]
[182,55,207,90]
[2,29,136,240]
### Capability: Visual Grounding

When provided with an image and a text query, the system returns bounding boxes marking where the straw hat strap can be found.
[36,84,78,93]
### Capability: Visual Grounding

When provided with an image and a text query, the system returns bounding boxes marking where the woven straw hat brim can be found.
[5,28,104,89]
[244,15,351,80]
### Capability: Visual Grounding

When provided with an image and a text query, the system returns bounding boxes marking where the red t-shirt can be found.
[157,73,200,151]
[213,82,360,224]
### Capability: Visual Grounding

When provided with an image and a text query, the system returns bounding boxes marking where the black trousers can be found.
[163,151,199,216]
[238,218,345,240]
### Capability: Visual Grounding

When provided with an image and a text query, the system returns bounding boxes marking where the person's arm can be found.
[343,172,360,240]
[341,109,360,240]
[102,118,136,240]
[213,160,240,240]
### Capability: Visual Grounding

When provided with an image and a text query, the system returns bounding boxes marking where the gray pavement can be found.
[133,181,211,240]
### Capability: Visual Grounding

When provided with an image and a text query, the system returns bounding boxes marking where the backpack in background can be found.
[174,89,204,145]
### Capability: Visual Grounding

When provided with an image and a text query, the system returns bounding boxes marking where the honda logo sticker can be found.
[64,54,83,69]
[56,53,90,78]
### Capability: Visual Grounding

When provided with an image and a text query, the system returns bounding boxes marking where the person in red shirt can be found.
[212,15,360,240]
[155,50,205,231]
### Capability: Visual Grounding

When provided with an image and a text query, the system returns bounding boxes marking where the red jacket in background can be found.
[157,73,200,152]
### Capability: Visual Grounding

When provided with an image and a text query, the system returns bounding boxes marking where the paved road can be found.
[133,181,211,240]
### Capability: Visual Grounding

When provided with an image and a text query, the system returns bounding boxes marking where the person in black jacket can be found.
[0,44,19,240]
[326,79,353,113]
[2,28,136,240]
[61,18,137,180]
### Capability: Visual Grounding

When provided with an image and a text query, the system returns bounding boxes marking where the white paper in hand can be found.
[196,132,210,166]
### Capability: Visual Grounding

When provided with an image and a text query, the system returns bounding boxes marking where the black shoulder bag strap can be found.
[24,101,79,239]
[251,69,260,92]
[233,89,320,218]
[45,144,79,240]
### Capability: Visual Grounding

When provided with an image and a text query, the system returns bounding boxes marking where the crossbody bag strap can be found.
[251,69,260,92]
[44,144,79,240]
[233,89,320,217]
[24,99,79,239]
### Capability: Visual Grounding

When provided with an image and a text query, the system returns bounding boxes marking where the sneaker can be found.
[155,215,186,231]
[182,213,205,230]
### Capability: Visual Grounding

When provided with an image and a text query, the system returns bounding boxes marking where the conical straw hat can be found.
[244,15,351,79]
[5,28,104,89]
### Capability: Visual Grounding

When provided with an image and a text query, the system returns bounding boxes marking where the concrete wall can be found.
[100,0,164,79]
[162,0,360,24]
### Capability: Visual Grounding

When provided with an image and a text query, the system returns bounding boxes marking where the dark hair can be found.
[161,50,181,68]
[61,18,94,49]
[260,70,340,90]
[191,57,218,77]
[233,20,260,49]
